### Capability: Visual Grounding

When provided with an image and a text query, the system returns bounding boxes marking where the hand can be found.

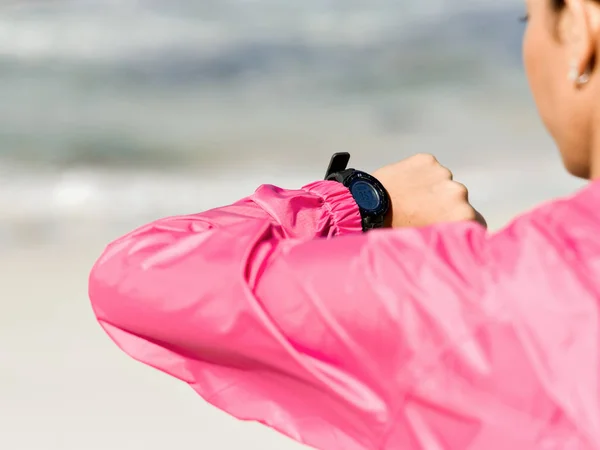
[373,153,487,228]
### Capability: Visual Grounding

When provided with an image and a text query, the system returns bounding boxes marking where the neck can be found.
[589,104,600,180]
[591,130,600,180]
[592,157,600,181]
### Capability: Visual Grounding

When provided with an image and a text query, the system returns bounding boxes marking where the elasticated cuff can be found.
[302,180,362,237]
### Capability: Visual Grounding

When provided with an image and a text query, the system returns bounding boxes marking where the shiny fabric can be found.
[89,180,600,449]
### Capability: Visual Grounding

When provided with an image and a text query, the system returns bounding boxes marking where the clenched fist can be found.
[373,153,486,228]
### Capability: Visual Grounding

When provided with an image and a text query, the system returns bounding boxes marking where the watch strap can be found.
[323,153,389,232]
[325,169,354,184]
[362,215,385,230]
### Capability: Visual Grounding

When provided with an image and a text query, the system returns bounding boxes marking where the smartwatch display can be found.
[324,152,390,231]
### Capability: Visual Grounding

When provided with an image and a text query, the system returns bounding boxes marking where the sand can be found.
[1,238,311,450]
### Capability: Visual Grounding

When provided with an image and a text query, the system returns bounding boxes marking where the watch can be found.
[324,152,390,231]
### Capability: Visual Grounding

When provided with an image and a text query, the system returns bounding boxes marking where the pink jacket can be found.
[89,180,600,450]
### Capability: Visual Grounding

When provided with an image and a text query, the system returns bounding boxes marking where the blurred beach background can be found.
[0,1,588,449]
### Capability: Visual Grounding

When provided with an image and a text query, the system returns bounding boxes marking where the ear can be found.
[564,0,600,84]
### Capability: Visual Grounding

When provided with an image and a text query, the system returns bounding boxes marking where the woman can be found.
[89,1,600,449]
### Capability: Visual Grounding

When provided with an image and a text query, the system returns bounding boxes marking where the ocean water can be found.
[0,0,586,239]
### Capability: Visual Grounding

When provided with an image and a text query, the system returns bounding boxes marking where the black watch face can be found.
[350,180,381,212]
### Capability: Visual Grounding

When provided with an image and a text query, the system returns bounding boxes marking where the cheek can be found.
[523,24,557,130]
[523,21,591,178]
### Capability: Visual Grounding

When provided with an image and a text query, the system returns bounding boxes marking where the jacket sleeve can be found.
[149,180,362,240]
[89,180,600,450]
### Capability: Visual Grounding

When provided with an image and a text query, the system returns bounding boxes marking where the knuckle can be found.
[458,205,477,220]
[413,153,438,165]
[439,166,454,180]
[451,181,469,198]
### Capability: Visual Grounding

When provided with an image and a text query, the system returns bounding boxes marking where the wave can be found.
[1,1,523,65]
[0,0,530,169]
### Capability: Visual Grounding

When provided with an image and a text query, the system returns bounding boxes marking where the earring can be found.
[569,62,591,85]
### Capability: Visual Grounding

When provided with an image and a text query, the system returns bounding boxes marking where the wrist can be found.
[383,208,393,228]
[324,153,390,232]
[372,169,393,228]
